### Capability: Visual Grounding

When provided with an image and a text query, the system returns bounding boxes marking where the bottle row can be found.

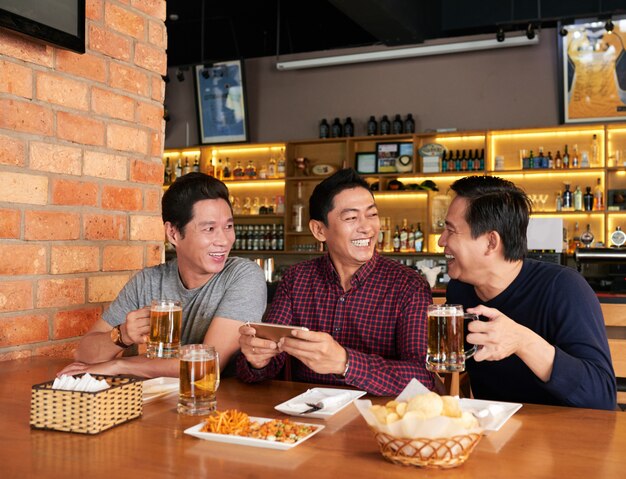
[319,114,415,138]
[163,156,200,184]
[440,149,485,173]
[377,218,425,253]
[555,179,604,212]
[231,195,285,216]
[516,137,600,170]
[234,224,284,251]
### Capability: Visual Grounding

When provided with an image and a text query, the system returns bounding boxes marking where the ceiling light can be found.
[276,34,538,70]
[496,27,505,43]
[176,68,185,82]
[606,19,614,33]
[526,24,536,40]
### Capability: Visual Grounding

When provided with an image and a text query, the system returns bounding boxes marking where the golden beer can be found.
[147,299,182,359]
[426,304,477,373]
[178,345,220,415]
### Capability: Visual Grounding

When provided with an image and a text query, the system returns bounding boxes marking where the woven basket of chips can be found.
[372,429,482,469]
[30,375,142,435]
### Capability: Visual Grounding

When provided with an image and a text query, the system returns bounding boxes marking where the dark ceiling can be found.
[165,0,626,68]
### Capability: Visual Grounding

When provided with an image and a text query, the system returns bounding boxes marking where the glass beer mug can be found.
[426,304,478,373]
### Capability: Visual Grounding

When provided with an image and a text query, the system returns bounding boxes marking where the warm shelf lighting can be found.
[491,130,604,140]
[374,192,428,199]
[434,135,485,142]
[225,180,285,188]
[211,145,284,155]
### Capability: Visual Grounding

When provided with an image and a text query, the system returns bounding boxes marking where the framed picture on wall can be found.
[195,60,249,144]
[355,152,377,174]
[376,142,399,173]
[558,16,626,123]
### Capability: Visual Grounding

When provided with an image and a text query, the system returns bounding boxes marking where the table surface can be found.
[2,357,626,479]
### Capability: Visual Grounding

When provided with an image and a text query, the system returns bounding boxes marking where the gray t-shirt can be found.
[103,256,267,345]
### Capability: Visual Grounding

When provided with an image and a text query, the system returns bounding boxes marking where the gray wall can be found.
[165,30,560,148]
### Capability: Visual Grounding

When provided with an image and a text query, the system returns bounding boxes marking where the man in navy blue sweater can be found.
[440,175,616,410]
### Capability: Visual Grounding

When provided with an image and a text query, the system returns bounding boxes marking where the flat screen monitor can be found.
[0,0,85,54]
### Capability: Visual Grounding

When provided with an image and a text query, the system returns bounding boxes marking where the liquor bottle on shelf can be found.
[206,157,215,177]
[367,115,378,136]
[580,224,595,248]
[292,182,305,232]
[399,218,409,252]
[591,134,599,166]
[319,119,329,139]
[380,115,391,135]
[572,144,579,168]
[193,156,200,173]
[460,150,468,171]
[216,158,224,180]
[408,224,416,252]
[562,145,570,168]
[343,117,354,137]
[414,223,424,252]
[467,149,474,171]
[331,118,342,138]
[258,163,267,179]
[377,221,385,252]
[583,186,593,211]
[547,151,554,169]
[232,196,242,215]
[164,158,172,185]
[182,157,192,175]
[277,148,286,178]
[593,178,604,210]
[455,150,461,172]
[175,157,183,180]
[251,197,260,215]
[233,160,244,179]
[242,197,251,215]
[568,222,581,254]
[244,160,257,178]
[555,150,563,169]
[555,192,562,212]
[404,114,415,133]
[223,157,232,179]
[268,156,277,178]
[392,225,401,252]
[528,150,535,169]
[383,217,392,252]
[573,185,583,211]
[277,224,284,251]
[392,114,403,134]
[562,183,573,210]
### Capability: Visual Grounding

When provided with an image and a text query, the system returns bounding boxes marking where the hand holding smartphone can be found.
[247,322,309,342]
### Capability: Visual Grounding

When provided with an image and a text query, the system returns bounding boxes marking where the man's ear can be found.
[165,222,179,246]
[486,230,501,254]
[309,219,327,243]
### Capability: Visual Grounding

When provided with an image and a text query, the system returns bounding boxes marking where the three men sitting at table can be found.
[236,168,436,395]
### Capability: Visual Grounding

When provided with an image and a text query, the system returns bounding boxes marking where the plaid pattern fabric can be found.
[237,252,435,395]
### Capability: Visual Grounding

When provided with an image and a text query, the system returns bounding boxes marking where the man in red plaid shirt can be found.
[237,168,435,395]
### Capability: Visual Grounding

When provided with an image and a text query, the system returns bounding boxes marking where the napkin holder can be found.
[30,374,143,434]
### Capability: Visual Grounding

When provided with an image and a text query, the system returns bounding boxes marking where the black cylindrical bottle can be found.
[380,115,391,135]
[392,114,403,134]
[404,113,415,133]
[367,115,378,136]
[583,186,593,211]
[331,118,342,138]
[343,117,354,137]
[319,119,329,139]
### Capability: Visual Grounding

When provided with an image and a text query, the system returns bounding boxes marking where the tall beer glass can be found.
[178,344,220,415]
[426,303,478,372]
[147,299,182,359]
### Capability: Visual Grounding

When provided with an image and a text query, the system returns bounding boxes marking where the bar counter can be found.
[2,357,625,479]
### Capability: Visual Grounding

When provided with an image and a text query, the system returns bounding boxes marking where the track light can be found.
[176,68,185,82]
[496,27,505,43]
[606,19,614,33]
[526,23,536,40]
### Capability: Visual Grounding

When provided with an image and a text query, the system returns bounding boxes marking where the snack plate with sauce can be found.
[184,417,325,450]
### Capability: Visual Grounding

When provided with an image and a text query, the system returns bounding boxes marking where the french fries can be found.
[202,409,250,435]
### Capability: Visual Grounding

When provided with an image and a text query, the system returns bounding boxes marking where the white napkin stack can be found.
[286,390,352,413]
[52,373,110,392]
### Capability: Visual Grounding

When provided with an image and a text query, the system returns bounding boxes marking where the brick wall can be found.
[0,0,167,360]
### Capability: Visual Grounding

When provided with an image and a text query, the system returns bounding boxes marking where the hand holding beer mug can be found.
[426,304,478,373]
[178,344,220,415]
[147,299,182,359]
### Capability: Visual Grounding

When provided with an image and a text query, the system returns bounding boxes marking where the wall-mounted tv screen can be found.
[0,0,85,54]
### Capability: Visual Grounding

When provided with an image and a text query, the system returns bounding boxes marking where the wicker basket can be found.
[30,375,143,435]
[372,429,482,469]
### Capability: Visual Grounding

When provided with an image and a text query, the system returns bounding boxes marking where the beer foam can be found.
[151,305,182,312]
[429,310,463,317]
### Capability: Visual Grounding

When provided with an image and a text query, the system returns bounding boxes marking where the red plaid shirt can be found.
[236,252,435,395]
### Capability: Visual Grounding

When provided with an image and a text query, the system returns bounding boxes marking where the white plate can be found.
[275,387,366,419]
[142,377,179,403]
[459,398,522,432]
[184,417,324,450]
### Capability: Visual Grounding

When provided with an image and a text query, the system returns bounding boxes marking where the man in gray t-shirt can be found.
[59,173,267,379]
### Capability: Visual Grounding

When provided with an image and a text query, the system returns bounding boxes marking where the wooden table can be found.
[2,357,625,479]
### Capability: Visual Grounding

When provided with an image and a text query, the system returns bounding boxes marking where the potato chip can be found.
[385,412,400,424]
[441,395,462,418]
[407,392,443,418]
[395,401,408,417]
[385,400,399,409]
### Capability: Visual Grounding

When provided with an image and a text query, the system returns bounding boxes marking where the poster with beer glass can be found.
[559,16,626,123]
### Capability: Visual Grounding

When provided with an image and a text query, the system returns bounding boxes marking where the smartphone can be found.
[248,323,309,342]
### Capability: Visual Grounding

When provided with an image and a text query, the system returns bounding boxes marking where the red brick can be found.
[0,208,20,239]
[0,60,32,98]
[151,131,163,157]
[84,214,128,240]
[51,246,100,274]
[0,132,26,167]
[131,158,163,184]
[37,278,85,308]
[132,0,166,19]
[57,111,105,146]
[147,243,163,266]
[0,98,54,136]
[151,74,165,102]
[2,172,48,205]
[130,215,163,241]
[91,87,135,121]
[136,100,164,131]
[0,245,46,275]
[88,24,131,62]
[103,245,144,271]
[88,274,130,302]
[24,211,81,241]
[53,307,101,339]
[86,0,104,21]
[105,3,145,39]
[83,150,128,180]
[0,281,33,312]
[0,314,48,347]
[56,50,106,83]
[109,62,149,96]
[148,19,167,50]
[0,30,53,67]
[107,123,149,154]
[51,178,98,206]
[102,185,143,211]
[36,72,89,110]
[0,349,32,361]
[135,42,167,75]
[30,142,82,175]
[144,187,162,212]
[34,342,77,359]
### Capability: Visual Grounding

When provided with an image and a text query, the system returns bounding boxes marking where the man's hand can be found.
[57,360,121,377]
[123,306,151,345]
[278,329,347,375]
[465,305,528,361]
[238,323,280,369]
